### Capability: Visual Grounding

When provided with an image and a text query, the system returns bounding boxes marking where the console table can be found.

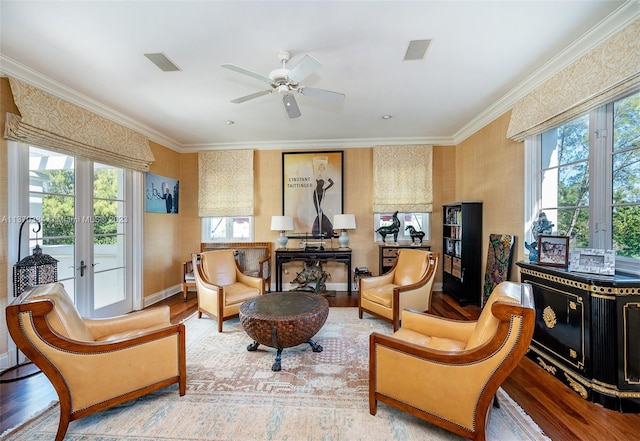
[275,248,353,295]
[517,261,640,412]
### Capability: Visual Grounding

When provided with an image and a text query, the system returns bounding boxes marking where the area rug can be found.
[1,308,549,441]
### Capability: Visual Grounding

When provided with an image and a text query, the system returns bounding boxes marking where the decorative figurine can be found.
[405,225,425,244]
[526,212,555,263]
[376,211,400,243]
[291,260,331,294]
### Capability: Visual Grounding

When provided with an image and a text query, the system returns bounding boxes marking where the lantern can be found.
[12,217,58,297]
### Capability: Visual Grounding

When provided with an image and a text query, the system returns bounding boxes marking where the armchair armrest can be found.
[258,256,271,279]
[237,271,264,292]
[401,309,476,342]
[360,270,395,289]
[84,306,172,341]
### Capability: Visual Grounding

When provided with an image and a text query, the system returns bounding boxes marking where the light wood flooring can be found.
[2,290,640,440]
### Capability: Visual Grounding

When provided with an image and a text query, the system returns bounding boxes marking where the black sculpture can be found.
[405,225,425,244]
[291,260,330,294]
[376,211,400,243]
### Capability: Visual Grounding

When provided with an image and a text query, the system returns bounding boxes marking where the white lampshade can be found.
[333,214,356,249]
[333,214,356,230]
[270,216,294,232]
[271,215,294,249]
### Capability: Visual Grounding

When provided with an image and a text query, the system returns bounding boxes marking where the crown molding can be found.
[453,0,639,145]
[0,55,184,152]
[180,136,454,153]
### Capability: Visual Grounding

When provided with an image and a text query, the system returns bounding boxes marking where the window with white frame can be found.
[201,216,253,242]
[527,90,640,275]
[373,212,430,243]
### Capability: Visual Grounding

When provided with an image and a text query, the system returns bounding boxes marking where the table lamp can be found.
[271,215,294,249]
[333,214,356,248]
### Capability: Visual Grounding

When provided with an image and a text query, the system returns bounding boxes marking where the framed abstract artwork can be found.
[282,151,344,238]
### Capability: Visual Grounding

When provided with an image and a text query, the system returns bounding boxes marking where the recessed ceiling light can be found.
[382,115,392,119]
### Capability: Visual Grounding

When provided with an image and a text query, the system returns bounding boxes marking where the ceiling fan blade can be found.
[222,64,272,83]
[231,90,272,103]
[299,87,345,103]
[287,54,321,83]
[282,94,301,118]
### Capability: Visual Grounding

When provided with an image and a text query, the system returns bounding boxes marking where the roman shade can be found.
[198,149,254,217]
[372,144,433,213]
[4,77,154,172]
[507,17,640,141]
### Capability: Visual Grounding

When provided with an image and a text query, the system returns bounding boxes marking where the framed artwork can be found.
[537,235,569,267]
[483,234,515,307]
[282,151,343,237]
[569,248,615,275]
[145,172,179,214]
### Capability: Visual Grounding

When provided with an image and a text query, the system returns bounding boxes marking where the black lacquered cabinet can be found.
[517,261,640,412]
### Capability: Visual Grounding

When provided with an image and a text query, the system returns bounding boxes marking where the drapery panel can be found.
[372,145,433,213]
[4,77,154,172]
[507,18,640,141]
[198,149,254,217]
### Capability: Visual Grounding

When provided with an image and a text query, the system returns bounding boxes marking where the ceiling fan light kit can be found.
[222,50,345,119]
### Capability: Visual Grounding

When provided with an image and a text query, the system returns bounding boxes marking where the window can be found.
[201,216,253,242]
[373,212,430,243]
[528,90,640,275]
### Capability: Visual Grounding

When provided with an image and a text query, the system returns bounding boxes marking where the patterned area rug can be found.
[2,308,549,441]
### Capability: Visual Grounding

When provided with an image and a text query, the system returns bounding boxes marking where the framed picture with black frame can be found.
[282,151,344,238]
[537,235,570,267]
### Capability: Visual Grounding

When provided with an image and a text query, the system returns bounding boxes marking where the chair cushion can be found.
[95,323,175,342]
[184,271,195,282]
[361,284,398,308]
[224,283,260,306]
[393,328,467,351]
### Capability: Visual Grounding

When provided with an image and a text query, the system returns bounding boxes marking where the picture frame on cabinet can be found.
[569,248,615,275]
[537,235,569,267]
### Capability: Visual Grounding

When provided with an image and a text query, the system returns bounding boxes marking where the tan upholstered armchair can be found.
[369,281,535,441]
[193,249,264,332]
[359,249,439,331]
[5,282,186,441]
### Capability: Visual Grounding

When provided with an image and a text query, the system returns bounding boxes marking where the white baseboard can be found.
[143,284,182,309]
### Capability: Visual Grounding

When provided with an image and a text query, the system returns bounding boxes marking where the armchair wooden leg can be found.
[358,309,363,319]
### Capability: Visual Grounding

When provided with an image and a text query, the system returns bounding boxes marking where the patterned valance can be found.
[198,149,254,217]
[507,18,640,142]
[4,77,154,171]
[372,145,433,213]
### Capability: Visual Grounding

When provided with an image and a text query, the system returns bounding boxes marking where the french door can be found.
[10,144,140,318]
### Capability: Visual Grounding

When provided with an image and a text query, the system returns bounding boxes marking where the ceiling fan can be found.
[222,51,345,118]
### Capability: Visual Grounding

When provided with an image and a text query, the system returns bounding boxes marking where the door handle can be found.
[77,260,87,277]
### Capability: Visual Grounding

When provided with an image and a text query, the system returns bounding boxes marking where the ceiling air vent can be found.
[403,39,431,61]
[144,53,182,72]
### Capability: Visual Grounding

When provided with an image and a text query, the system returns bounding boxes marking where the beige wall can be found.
[456,111,526,282]
[173,146,456,289]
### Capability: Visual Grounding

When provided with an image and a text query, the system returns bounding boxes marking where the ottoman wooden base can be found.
[239,292,330,371]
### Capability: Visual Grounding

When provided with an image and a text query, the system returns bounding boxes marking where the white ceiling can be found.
[0,1,636,152]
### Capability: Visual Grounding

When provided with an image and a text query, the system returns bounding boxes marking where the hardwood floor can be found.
[2,290,640,440]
